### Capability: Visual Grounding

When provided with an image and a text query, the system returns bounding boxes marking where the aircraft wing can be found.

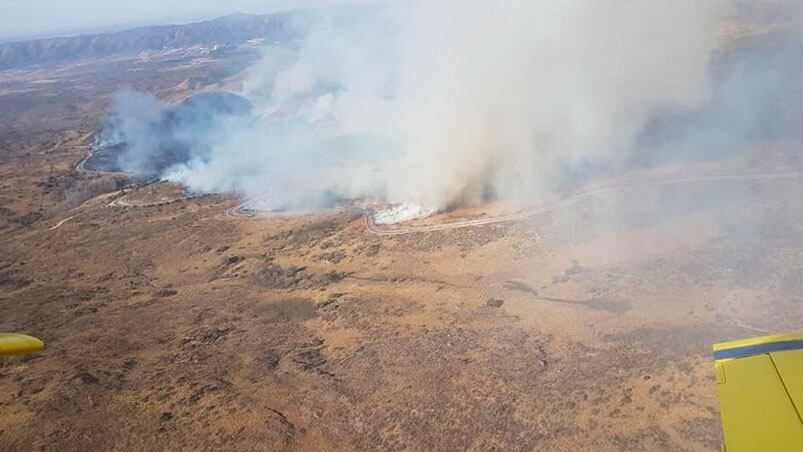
[714,332,803,451]
[0,333,44,357]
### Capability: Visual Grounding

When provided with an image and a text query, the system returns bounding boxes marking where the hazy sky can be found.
[0,0,351,41]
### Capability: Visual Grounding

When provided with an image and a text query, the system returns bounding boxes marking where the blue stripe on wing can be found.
[714,340,803,360]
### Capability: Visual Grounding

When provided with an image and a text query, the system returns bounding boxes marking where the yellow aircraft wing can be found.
[0,333,44,357]
[714,332,803,451]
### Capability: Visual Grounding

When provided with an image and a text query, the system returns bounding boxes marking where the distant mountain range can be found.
[0,12,310,71]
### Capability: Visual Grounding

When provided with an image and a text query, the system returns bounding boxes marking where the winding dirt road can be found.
[107,190,203,208]
[76,144,124,176]
[49,169,803,235]
[47,215,79,231]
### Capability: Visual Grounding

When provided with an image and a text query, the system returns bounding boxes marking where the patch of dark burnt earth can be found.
[210,255,249,281]
[248,263,346,290]
[335,326,550,450]
[540,296,632,315]
[602,324,745,361]
[291,339,335,378]
[504,280,539,296]
[154,288,178,298]
[70,371,101,386]
[83,143,125,172]
[249,299,318,324]
[221,255,244,266]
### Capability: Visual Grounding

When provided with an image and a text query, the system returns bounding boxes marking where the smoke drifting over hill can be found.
[102,1,801,215]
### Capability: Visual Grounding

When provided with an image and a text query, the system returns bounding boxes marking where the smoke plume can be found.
[101,1,801,219]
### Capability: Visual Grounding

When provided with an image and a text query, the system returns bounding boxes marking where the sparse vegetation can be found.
[46,176,127,216]
[249,263,346,290]
[11,211,42,227]
[2,4,802,451]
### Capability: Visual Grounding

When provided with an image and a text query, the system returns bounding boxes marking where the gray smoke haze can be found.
[102,91,253,178]
[101,0,803,218]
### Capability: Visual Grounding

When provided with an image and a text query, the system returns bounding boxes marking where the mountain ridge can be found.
[0,12,310,71]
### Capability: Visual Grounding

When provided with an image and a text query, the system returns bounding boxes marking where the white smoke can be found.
[115,1,730,214]
[382,0,723,208]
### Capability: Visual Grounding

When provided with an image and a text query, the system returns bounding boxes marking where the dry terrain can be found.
[2,18,803,452]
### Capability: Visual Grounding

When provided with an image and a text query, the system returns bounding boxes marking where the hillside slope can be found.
[0,12,307,70]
